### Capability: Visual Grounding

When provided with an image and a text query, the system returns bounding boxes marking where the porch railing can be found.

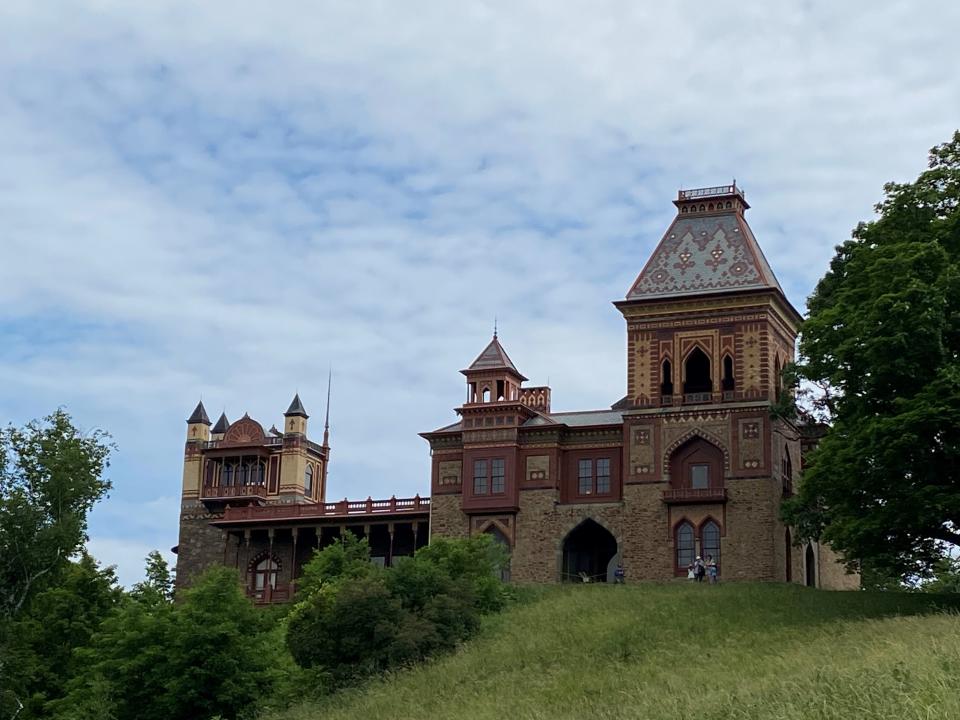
[221,495,430,522]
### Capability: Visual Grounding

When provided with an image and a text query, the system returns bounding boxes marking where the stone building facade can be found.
[176,184,857,597]
[422,185,858,589]
[175,394,428,601]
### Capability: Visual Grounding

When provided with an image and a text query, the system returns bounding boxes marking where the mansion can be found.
[174,184,857,598]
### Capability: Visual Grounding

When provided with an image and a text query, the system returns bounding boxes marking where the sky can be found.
[1,1,959,586]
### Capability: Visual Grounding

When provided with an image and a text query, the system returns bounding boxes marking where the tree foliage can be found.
[286,535,509,688]
[53,566,276,720]
[783,131,960,578]
[0,410,113,619]
[1,555,122,720]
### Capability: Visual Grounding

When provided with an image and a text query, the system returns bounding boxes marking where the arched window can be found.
[239,462,250,485]
[252,557,279,601]
[223,463,235,486]
[482,387,491,403]
[676,521,695,572]
[661,359,674,396]
[722,355,735,392]
[701,520,721,569]
[683,347,712,395]
[252,462,264,485]
[496,380,505,401]
[782,445,793,496]
[304,464,314,497]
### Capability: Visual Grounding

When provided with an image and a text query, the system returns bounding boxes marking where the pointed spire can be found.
[322,368,332,448]
[187,400,211,425]
[285,393,309,418]
[462,334,528,381]
[212,412,230,434]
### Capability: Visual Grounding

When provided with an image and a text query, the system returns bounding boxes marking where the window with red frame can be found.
[473,458,506,495]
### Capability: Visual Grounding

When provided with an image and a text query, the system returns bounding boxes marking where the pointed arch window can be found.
[223,463,235,486]
[683,347,712,395]
[782,446,793,496]
[304,464,314,497]
[661,359,674,397]
[701,520,721,569]
[722,354,735,392]
[676,521,695,571]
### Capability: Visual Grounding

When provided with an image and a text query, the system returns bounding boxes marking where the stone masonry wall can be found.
[428,494,469,541]
[175,500,233,594]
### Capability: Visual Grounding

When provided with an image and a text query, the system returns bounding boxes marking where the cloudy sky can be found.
[2,1,958,585]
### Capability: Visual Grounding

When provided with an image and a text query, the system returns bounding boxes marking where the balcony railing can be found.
[662,487,727,504]
[683,392,713,404]
[678,185,742,201]
[220,495,430,523]
[201,483,268,500]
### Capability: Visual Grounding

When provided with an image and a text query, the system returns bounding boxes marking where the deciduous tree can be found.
[783,131,960,579]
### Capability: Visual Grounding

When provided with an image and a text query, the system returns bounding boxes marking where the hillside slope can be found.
[267,584,960,720]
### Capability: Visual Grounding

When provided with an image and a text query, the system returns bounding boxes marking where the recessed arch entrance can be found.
[561,519,618,583]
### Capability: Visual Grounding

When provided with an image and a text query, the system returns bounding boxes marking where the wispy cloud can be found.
[1,1,958,583]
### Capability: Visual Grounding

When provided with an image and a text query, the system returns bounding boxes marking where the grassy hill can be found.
[266,583,960,720]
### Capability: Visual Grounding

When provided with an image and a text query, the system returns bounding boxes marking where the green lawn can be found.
[266,583,960,720]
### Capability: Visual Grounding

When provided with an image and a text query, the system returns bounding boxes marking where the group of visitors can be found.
[688,555,719,583]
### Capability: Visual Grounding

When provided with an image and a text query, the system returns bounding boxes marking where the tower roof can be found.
[625,185,784,301]
[186,401,211,425]
[462,335,528,381]
[212,412,230,434]
[284,393,309,418]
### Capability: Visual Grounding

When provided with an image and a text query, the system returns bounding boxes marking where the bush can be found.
[286,535,509,689]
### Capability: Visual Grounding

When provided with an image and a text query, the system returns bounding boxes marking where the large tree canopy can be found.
[783,131,960,578]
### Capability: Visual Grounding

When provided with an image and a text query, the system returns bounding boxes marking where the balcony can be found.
[200,483,268,501]
[217,495,431,524]
[683,392,713,405]
[662,487,727,505]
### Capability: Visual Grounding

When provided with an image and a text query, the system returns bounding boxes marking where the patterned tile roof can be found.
[627,211,783,300]
[463,335,527,380]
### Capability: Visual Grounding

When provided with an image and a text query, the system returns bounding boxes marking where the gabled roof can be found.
[462,335,528,381]
[285,393,308,418]
[187,401,211,425]
[212,412,230,434]
[626,207,783,301]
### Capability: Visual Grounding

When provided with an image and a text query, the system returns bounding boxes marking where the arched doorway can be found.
[805,544,816,588]
[484,525,511,582]
[561,519,618,583]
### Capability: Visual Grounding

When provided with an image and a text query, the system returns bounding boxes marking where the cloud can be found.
[1,0,958,581]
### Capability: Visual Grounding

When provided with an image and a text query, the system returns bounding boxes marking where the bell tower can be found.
[616,183,801,409]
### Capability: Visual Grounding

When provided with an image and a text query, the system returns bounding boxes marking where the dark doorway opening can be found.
[805,544,816,588]
[561,519,617,583]
[684,347,712,395]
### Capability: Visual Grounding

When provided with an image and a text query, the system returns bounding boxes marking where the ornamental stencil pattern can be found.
[630,425,654,475]
[628,215,781,299]
[438,460,462,486]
